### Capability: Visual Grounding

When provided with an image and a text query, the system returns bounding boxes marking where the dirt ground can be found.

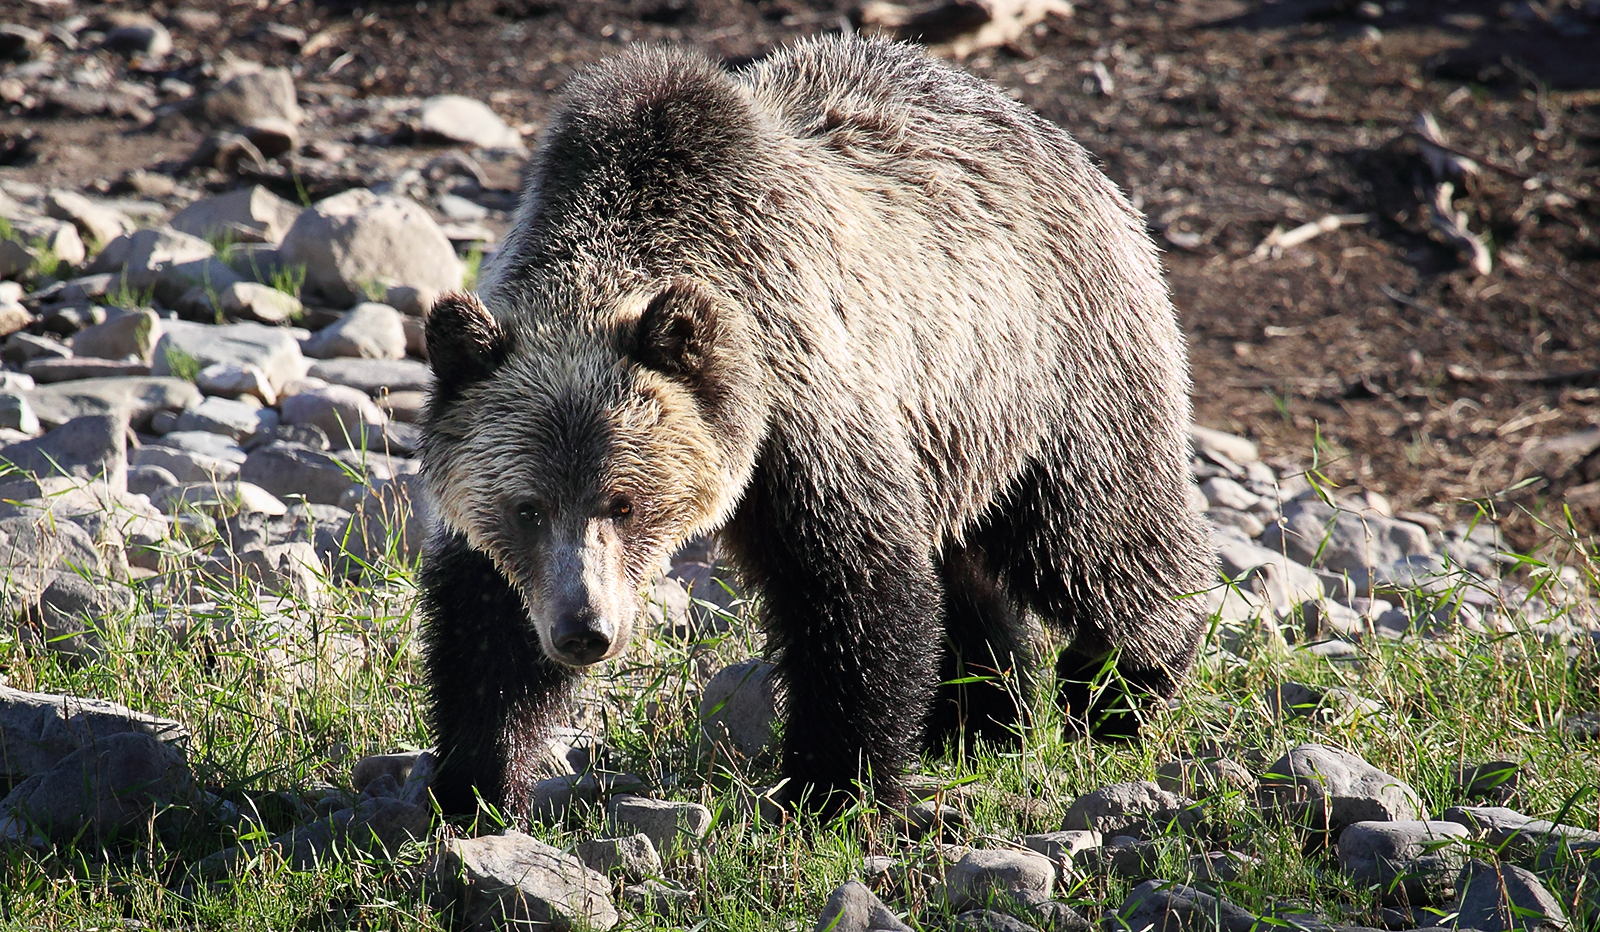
[2,0,1598,547]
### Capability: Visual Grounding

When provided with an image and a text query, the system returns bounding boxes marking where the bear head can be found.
[420,283,764,668]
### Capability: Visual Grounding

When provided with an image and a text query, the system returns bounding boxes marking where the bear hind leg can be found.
[988,450,1210,741]
[924,544,1034,755]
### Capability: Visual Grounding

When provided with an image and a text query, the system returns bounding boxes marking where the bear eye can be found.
[609,498,633,521]
[514,502,543,528]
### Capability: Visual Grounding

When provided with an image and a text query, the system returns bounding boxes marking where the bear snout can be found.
[548,608,617,666]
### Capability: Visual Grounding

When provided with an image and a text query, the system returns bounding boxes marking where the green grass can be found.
[461,245,485,293]
[270,263,307,302]
[0,494,1594,932]
[162,344,203,382]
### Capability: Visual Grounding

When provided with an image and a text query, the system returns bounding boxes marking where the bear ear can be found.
[427,291,508,392]
[633,279,722,382]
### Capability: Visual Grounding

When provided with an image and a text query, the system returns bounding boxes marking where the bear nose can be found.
[551,612,613,665]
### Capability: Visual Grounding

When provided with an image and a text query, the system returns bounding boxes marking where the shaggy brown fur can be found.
[419,34,1215,818]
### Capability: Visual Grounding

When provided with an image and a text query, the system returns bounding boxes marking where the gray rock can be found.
[1207,508,1265,538]
[1441,806,1600,852]
[129,444,240,483]
[621,879,696,913]
[228,541,326,600]
[1188,850,1258,884]
[45,189,133,248]
[352,751,432,793]
[952,910,1042,932]
[530,772,602,823]
[1202,477,1260,511]
[1260,499,1432,588]
[0,391,40,435]
[149,481,287,518]
[242,117,299,159]
[897,799,971,842]
[576,833,662,882]
[0,303,32,339]
[0,731,192,844]
[699,659,780,760]
[301,303,407,360]
[1215,537,1324,608]
[24,376,200,431]
[1258,744,1423,842]
[278,188,463,308]
[280,384,387,450]
[374,389,425,425]
[27,357,153,382]
[69,309,161,363]
[994,890,1091,932]
[607,795,712,854]
[1155,758,1257,800]
[1061,782,1200,839]
[1113,880,1258,932]
[3,333,70,365]
[0,217,83,277]
[218,281,303,325]
[33,571,133,657]
[0,513,111,611]
[86,226,240,307]
[0,685,188,783]
[195,362,277,405]
[384,284,438,317]
[1192,426,1259,465]
[126,464,179,496]
[1023,830,1102,867]
[151,430,249,463]
[0,413,127,489]
[152,320,306,393]
[175,395,277,443]
[665,557,744,635]
[1080,835,1179,881]
[203,796,429,874]
[944,847,1056,910]
[1454,861,1569,931]
[170,185,302,245]
[429,830,618,931]
[306,357,433,396]
[239,442,361,505]
[399,751,438,807]
[415,94,527,151]
[203,66,303,127]
[359,772,403,800]
[438,193,490,221]
[1337,820,1469,906]
[813,880,913,932]
[102,17,172,58]
[338,472,433,566]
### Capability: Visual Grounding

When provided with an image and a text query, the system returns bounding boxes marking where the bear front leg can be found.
[725,454,944,816]
[419,531,579,819]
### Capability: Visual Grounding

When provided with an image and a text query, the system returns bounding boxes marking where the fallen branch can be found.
[1414,111,1479,179]
[1428,182,1492,276]
[1250,213,1369,261]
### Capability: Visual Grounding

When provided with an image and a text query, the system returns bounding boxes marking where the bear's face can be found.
[421,284,765,667]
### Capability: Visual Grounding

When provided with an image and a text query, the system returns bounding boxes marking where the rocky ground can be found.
[0,1,1595,931]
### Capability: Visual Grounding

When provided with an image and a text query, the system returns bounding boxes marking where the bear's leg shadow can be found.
[419,531,580,818]
[924,544,1034,754]
[989,447,1208,740]
[724,436,945,815]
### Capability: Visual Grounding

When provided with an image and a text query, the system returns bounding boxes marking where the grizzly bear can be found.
[418,35,1215,818]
